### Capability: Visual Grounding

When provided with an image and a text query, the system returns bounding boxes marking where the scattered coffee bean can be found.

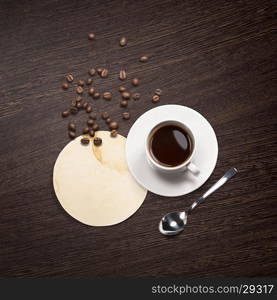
[87,119,94,126]
[122,112,130,120]
[62,110,70,118]
[155,89,162,96]
[105,118,111,124]
[152,95,160,103]
[92,123,99,131]
[101,112,109,119]
[119,70,127,80]
[131,78,140,86]
[109,121,118,130]
[88,33,95,40]
[76,86,84,94]
[68,131,76,139]
[93,137,102,146]
[81,138,90,145]
[70,106,78,114]
[76,102,82,109]
[120,100,128,107]
[132,93,141,100]
[139,56,149,62]
[83,127,89,134]
[86,78,93,85]
[86,105,92,113]
[119,37,127,47]
[62,83,69,90]
[110,130,118,137]
[78,80,85,86]
[119,86,126,92]
[66,74,74,83]
[89,130,95,137]
[82,102,88,109]
[93,92,100,99]
[89,112,97,120]
[88,87,95,96]
[71,99,77,107]
[121,91,131,99]
[103,92,112,100]
[76,95,82,102]
[100,68,108,78]
[97,68,103,74]
[89,68,96,76]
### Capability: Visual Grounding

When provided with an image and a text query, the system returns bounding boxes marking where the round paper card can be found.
[53,131,147,226]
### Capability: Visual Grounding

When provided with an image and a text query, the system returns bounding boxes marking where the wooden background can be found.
[0,0,276,278]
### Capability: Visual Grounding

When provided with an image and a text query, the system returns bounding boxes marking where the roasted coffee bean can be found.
[110,130,118,137]
[86,105,92,113]
[93,137,102,146]
[92,123,99,131]
[119,86,126,92]
[89,130,95,137]
[93,92,100,99]
[105,118,111,124]
[66,74,74,83]
[101,112,109,119]
[122,112,130,120]
[82,102,88,109]
[83,127,90,134]
[71,100,77,107]
[88,87,95,96]
[139,56,149,62]
[81,138,90,145]
[86,78,93,85]
[88,33,95,40]
[87,119,94,126]
[155,89,162,96]
[76,86,84,94]
[152,95,160,103]
[120,100,128,107]
[103,92,112,100]
[76,95,82,102]
[62,110,70,118]
[89,112,97,120]
[109,121,118,130]
[119,70,127,80]
[121,91,131,99]
[68,131,76,139]
[76,102,82,109]
[132,93,141,100]
[100,68,108,78]
[131,78,140,86]
[97,68,103,74]
[70,106,78,114]
[78,80,85,86]
[119,37,127,47]
[88,68,96,76]
[62,83,69,90]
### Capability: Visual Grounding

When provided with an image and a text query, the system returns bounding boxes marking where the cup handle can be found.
[187,162,200,175]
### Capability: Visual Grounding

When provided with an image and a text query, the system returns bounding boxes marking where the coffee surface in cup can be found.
[149,124,192,167]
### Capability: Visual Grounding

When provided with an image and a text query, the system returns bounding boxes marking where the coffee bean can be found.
[101,112,109,119]
[100,69,108,78]
[103,92,112,100]
[152,95,160,103]
[155,89,162,96]
[89,130,95,137]
[119,37,127,47]
[110,130,118,137]
[76,86,84,94]
[71,99,77,107]
[93,137,102,146]
[88,87,95,96]
[86,105,92,113]
[139,56,149,62]
[88,33,95,40]
[120,100,128,107]
[132,93,141,100]
[88,68,96,76]
[78,80,85,86]
[89,112,97,120]
[83,102,88,109]
[62,83,69,90]
[109,121,118,130]
[87,119,94,126]
[121,91,131,99]
[122,112,130,120]
[62,110,70,118]
[86,78,93,85]
[68,131,76,139]
[119,70,127,80]
[76,102,82,109]
[81,138,90,145]
[70,106,78,114]
[92,123,99,131]
[66,74,74,83]
[83,127,89,134]
[76,95,82,102]
[105,118,111,124]
[119,86,126,92]
[131,78,140,86]
[97,68,103,74]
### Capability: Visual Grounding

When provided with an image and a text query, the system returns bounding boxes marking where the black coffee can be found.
[149,124,192,167]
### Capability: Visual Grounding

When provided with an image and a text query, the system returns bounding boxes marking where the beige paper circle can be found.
[53,131,147,226]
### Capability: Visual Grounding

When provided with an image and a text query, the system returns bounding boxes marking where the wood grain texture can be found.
[0,0,276,278]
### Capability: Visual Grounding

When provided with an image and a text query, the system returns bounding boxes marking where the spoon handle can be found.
[187,168,238,215]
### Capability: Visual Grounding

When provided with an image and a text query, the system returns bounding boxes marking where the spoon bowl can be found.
[159,211,187,236]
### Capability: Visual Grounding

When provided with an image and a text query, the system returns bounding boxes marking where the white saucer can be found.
[125,105,218,197]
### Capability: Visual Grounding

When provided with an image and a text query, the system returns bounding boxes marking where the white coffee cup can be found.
[145,120,199,175]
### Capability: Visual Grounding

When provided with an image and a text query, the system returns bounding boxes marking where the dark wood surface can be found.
[0,0,276,278]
